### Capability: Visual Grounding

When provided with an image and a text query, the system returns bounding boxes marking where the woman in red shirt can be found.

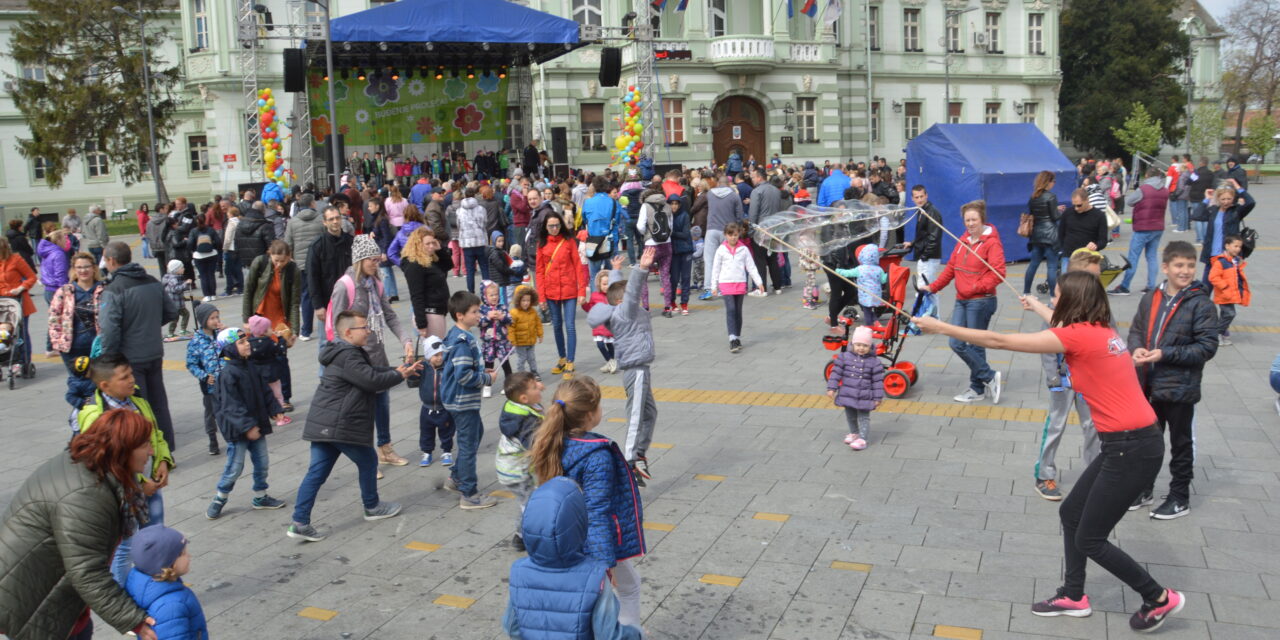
[536,211,585,380]
[925,200,1006,404]
[914,270,1185,633]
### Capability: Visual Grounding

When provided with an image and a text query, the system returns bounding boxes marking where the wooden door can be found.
[712,96,766,167]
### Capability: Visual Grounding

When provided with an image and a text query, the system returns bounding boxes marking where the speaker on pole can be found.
[550,127,568,164]
[283,48,306,92]
[598,47,622,87]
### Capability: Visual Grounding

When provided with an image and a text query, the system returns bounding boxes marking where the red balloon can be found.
[628,85,635,91]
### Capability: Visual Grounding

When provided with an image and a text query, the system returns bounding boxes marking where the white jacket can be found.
[709,241,762,294]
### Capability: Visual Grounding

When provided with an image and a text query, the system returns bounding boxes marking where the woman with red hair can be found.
[0,409,160,640]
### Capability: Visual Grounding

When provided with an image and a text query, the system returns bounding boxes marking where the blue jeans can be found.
[1169,199,1188,232]
[216,437,270,495]
[1195,220,1208,245]
[949,296,997,394]
[1023,243,1060,294]
[670,252,693,304]
[588,256,611,282]
[463,246,489,293]
[374,390,391,446]
[300,274,314,337]
[379,263,399,298]
[546,298,577,362]
[223,252,244,294]
[291,441,380,525]
[1120,230,1163,290]
[111,490,165,585]
[449,409,483,497]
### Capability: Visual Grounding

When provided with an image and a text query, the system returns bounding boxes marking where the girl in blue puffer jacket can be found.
[530,376,646,629]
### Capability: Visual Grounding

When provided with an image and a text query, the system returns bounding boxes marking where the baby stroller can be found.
[1034,253,1131,293]
[0,296,35,389]
[821,247,920,398]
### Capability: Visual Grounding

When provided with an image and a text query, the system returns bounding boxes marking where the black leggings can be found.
[596,340,615,361]
[827,269,857,326]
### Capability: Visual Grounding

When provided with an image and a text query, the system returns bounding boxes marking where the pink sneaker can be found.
[276,415,293,427]
[849,438,867,451]
[843,434,856,444]
[1031,588,1092,617]
[1130,589,1184,632]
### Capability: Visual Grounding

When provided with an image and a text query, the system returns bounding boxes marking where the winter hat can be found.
[490,230,505,247]
[794,189,811,201]
[421,335,444,360]
[167,260,183,274]
[246,315,272,337]
[130,525,187,577]
[194,303,219,332]
[216,327,244,350]
[852,326,874,346]
[351,234,381,266]
[691,225,703,240]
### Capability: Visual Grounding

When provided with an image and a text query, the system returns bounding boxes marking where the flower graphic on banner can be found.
[406,78,426,96]
[468,89,481,102]
[416,116,437,137]
[453,104,484,136]
[412,133,423,143]
[332,81,349,102]
[443,76,466,100]
[338,124,350,136]
[355,109,370,123]
[308,74,324,89]
[477,72,500,95]
[310,116,331,143]
[364,76,400,107]
[483,100,493,110]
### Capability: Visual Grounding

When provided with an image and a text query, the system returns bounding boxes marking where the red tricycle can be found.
[821,246,918,398]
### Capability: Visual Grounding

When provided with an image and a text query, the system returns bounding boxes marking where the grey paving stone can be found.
[770,598,854,640]
[947,571,1035,604]
[848,589,922,634]
[895,546,981,574]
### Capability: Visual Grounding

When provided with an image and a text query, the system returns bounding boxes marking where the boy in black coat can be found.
[1126,241,1219,520]
[206,328,286,519]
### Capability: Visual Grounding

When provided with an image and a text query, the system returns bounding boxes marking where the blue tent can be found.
[904,124,1075,262]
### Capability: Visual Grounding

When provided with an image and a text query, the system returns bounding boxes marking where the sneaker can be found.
[844,434,856,444]
[252,494,286,510]
[607,359,618,374]
[774,289,782,295]
[662,306,673,318]
[282,402,294,413]
[630,465,647,487]
[205,496,227,520]
[377,468,384,479]
[551,358,568,375]
[680,304,689,315]
[1128,490,1155,511]
[729,339,742,353]
[208,442,220,456]
[849,438,867,451]
[275,415,292,427]
[163,335,181,343]
[286,523,327,542]
[698,290,712,301]
[562,362,575,380]
[441,452,454,467]
[1219,335,1233,346]
[482,385,492,398]
[363,501,403,521]
[460,493,498,510]
[989,371,1002,405]
[953,388,984,403]
[1108,286,1131,296]
[1129,589,1184,632]
[1035,479,1063,501]
[442,477,460,493]
[420,452,433,467]
[633,457,651,481]
[1031,588,1093,617]
[599,361,611,373]
[748,290,768,298]
[1150,497,1190,520]
[298,335,313,342]
[512,533,526,552]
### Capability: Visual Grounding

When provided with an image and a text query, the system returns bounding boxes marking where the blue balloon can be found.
[275,168,284,176]
[257,99,266,107]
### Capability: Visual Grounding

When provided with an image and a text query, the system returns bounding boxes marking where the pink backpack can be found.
[325,274,385,341]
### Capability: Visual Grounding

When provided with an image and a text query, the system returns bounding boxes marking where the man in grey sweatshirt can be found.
[701,177,744,299]
[747,169,784,293]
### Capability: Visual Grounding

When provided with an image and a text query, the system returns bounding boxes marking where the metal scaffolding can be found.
[237,0,262,177]
[632,0,662,154]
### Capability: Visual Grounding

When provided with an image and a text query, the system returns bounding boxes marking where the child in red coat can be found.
[583,268,617,373]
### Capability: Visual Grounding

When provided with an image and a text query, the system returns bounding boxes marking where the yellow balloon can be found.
[267,98,275,107]
[633,123,644,134]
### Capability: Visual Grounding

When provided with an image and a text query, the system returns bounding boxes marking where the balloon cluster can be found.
[257,87,289,187]
[613,85,645,164]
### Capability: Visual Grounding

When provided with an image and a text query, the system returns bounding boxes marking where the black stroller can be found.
[0,296,35,389]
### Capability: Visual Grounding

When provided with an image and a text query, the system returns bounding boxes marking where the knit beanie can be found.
[351,234,381,266]
[194,303,219,332]
[246,315,272,337]
[167,260,183,274]
[130,526,186,577]
[852,326,874,346]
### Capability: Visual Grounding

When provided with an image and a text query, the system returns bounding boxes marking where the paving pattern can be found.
[3,183,1279,639]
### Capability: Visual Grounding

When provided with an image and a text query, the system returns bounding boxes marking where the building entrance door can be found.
[712,96,766,168]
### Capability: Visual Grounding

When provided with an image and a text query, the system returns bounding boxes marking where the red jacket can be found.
[536,235,584,302]
[929,224,1006,300]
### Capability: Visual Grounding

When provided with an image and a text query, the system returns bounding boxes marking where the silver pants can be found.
[623,365,658,461]
[514,345,537,375]
[1036,389,1101,481]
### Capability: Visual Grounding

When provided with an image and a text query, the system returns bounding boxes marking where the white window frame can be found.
[20,63,46,82]
[904,102,921,140]
[797,96,817,143]
[947,101,962,124]
[1021,102,1038,125]
[188,135,209,173]
[985,12,1001,53]
[579,103,605,151]
[984,102,1000,124]
[868,6,880,50]
[192,0,209,50]
[32,156,48,184]
[1028,13,1045,55]
[84,141,110,179]
[662,98,686,144]
[903,9,921,52]
[946,18,962,53]
[708,0,726,37]
[870,101,880,142]
[504,106,524,152]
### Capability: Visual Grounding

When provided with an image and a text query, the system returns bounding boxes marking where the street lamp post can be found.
[113,3,168,203]
[942,7,978,108]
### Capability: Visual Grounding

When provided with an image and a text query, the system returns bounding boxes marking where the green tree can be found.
[1059,0,1189,157]
[1244,113,1278,163]
[5,0,182,194]
[1111,103,1164,156]
[1185,102,1223,159]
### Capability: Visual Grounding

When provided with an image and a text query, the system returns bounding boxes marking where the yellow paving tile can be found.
[925,363,946,368]
[608,417,626,423]
[404,541,442,552]
[297,606,338,621]
[699,574,743,587]
[694,474,726,482]
[934,624,983,640]
[753,512,791,522]
[649,442,674,449]
[490,490,515,499]
[830,561,873,572]
[643,521,676,532]
[434,594,476,609]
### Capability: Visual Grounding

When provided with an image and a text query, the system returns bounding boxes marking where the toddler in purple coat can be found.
[826,326,885,450]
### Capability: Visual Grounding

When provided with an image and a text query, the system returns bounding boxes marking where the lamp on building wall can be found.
[891,100,902,114]
[697,103,710,134]
[1013,100,1024,116]
[783,102,795,131]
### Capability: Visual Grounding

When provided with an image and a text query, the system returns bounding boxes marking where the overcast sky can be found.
[1197,0,1233,23]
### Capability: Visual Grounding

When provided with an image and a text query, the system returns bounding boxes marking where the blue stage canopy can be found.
[904,124,1076,262]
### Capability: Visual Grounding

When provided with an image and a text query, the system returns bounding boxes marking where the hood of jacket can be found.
[109,262,151,284]
[643,192,667,206]
[522,477,589,569]
[460,197,480,210]
[709,186,735,198]
[124,570,187,610]
[294,207,319,222]
[857,244,881,266]
[804,161,816,170]
[317,338,361,366]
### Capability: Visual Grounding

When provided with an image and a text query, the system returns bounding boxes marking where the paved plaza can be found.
[3,183,1279,640]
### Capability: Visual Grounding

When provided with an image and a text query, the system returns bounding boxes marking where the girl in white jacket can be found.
[709,221,764,353]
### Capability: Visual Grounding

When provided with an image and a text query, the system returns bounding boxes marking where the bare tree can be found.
[1221,0,1280,153]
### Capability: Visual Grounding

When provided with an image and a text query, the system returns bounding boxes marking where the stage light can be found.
[466,65,475,79]
[391,69,400,81]
[378,41,388,52]
[356,68,366,81]
[322,74,329,81]
[435,66,445,80]
[498,65,507,79]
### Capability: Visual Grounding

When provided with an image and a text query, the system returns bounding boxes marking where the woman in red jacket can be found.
[924,200,1006,404]
[536,211,585,380]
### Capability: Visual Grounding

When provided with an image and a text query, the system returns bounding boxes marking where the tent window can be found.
[572,0,602,27]
[904,102,921,140]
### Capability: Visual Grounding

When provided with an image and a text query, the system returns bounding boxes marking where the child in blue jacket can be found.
[126,526,208,640]
[503,477,642,640]
[528,376,645,629]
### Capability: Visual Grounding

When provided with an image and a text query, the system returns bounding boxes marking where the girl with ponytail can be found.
[529,376,646,629]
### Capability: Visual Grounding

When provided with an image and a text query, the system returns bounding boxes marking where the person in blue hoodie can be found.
[125,525,208,640]
[529,376,646,630]
[503,477,643,640]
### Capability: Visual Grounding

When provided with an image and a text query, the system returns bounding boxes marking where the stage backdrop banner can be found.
[307,71,508,146]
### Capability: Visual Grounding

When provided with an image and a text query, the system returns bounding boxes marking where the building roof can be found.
[1174,0,1226,36]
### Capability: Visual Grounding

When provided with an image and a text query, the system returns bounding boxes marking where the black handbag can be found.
[1241,224,1258,259]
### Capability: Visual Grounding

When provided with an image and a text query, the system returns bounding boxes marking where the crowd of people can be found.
[0,146,1264,639]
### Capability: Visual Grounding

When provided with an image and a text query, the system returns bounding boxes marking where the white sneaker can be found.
[607,359,618,374]
[989,371,1003,405]
[953,388,984,403]
[599,362,611,373]
[748,290,767,298]
[299,335,313,342]
[482,386,492,398]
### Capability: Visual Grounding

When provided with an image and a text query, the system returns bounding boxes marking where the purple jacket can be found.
[36,238,70,289]
[827,351,885,410]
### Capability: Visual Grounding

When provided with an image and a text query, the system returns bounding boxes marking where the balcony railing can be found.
[707,36,777,74]
[789,43,822,62]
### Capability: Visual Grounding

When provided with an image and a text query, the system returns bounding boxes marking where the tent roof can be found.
[911,124,1075,175]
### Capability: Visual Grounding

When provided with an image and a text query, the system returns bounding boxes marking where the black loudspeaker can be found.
[550,127,568,164]
[283,48,306,92]
[599,47,622,87]
[325,133,345,188]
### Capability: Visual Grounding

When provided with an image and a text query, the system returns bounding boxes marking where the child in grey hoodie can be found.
[587,247,658,486]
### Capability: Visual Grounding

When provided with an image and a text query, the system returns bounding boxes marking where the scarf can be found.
[360,274,385,343]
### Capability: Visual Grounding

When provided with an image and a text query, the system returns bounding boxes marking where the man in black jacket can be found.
[286,310,419,542]
[1186,157,1214,215]
[99,241,180,449]
[305,207,354,339]
[1126,241,1218,520]
[235,202,276,266]
[904,185,943,283]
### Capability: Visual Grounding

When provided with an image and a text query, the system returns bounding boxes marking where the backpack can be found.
[647,204,672,243]
[324,274,384,341]
[195,231,216,254]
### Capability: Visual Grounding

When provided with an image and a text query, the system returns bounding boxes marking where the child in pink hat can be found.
[825,326,884,450]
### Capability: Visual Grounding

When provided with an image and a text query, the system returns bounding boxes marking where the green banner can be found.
[307,71,508,146]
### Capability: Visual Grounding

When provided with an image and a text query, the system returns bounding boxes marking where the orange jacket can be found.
[536,235,584,302]
[1208,252,1250,306]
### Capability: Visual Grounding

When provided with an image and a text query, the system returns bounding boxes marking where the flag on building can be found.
[676,0,688,9]
[823,0,843,24]
[651,0,667,9]
[801,0,818,18]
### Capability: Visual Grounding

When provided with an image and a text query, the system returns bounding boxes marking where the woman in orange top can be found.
[242,240,300,410]
[536,211,585,379]
[0,236,38,369]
